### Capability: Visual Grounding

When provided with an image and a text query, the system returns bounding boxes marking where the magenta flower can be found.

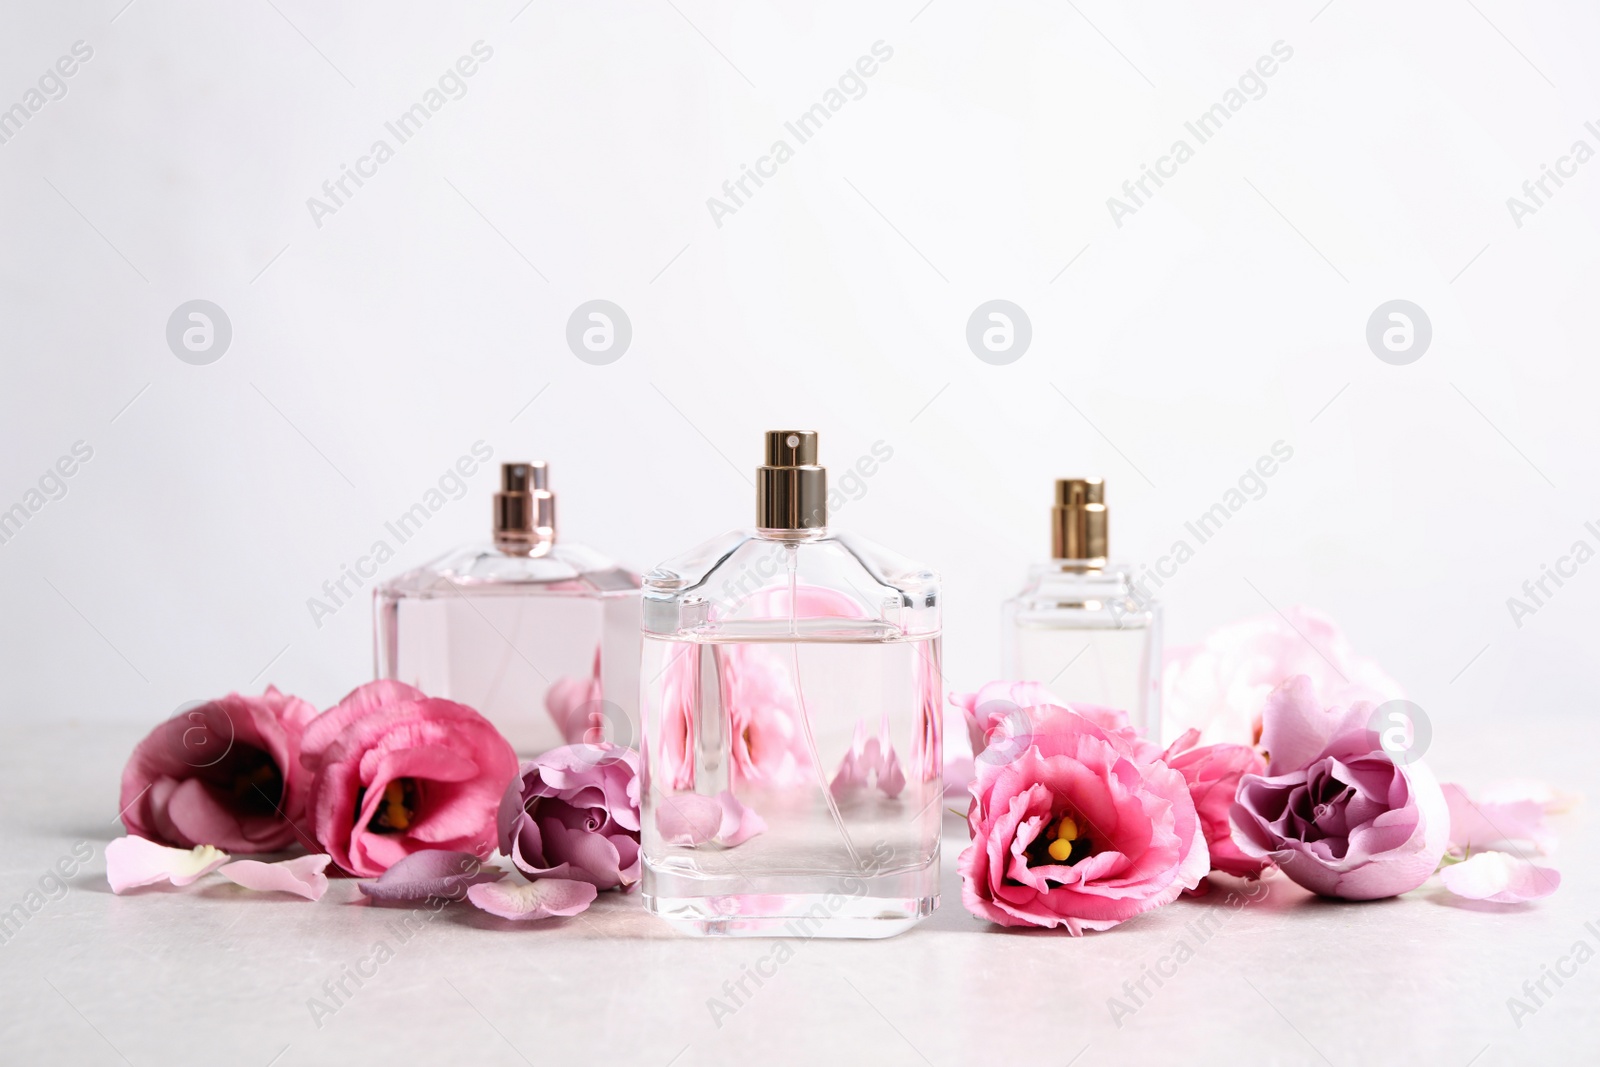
[1230,676,1449,900]
[1162,729,1269,879]
[301,681,518,877]
[119,688,317,853]
[959,704,1207,933]
[498,743,641,890]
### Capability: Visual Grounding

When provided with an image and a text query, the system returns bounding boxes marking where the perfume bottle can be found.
[639,431,942,938]
[375,462,641,754]
[1003,479,1161,739]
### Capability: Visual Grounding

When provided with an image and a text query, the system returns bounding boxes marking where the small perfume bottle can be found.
[375,462,641,754]
[1003,479,1161,739]
[639,431,942,938]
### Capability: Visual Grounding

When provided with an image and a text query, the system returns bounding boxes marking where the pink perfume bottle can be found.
[639,431,942,938]
[375,462,641,754]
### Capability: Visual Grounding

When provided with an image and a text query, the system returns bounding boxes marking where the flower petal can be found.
[357,849,504,902]
[716,791,767,847]
[1442,782,1556,854]
[106,836,229,893]
[654,794,722,846]
[1441,850,1560,903]
[217,855,331,901]
[466,878,597,920]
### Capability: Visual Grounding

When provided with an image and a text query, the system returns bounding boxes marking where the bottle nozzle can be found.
[757,430,827,530]
[1052,477,1108,560]
[495,461,556,555]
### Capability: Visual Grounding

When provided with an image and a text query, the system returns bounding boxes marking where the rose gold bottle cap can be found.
[1052,478,1107,560]
[495,461,555,555]
[757,431,827,531]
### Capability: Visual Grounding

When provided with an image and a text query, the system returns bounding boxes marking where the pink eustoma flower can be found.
[1162,729,1269,879]
[499,743,642,890]
[301,681,518,878]
[119,687,317,853]
[959,704,1207,933]
[1230,676,1449,900]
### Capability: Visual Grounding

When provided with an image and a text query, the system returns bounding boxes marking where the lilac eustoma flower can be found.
[1229,676,1449,900]
[498,744,641,890]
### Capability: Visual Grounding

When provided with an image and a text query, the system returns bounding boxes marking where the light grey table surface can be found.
[1,715,1590,1067]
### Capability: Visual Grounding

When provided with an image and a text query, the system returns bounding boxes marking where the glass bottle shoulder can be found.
[1006,559,1156,629]
[378,540,640,598]
[642,527,940,640]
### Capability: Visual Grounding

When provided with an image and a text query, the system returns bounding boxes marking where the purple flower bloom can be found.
[498,744,641,891]
[1230,676,1449,900]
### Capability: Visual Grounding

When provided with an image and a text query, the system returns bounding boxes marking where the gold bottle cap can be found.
[494,461,556,554]
[1052,477,1108,560]
[757,430,827,530]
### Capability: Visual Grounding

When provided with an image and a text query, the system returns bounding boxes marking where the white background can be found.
[3,0,1598,757]
[4,5,1599,1066]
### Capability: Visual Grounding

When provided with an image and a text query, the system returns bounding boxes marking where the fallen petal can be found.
[655,794,724,846]
[466,878,597,920]
[107,836,229,893]
[217,855,331,901]
[715,791,767,847]
[1442,783,1556,854]
[358,849,504,903]
[1441,851,1560,903]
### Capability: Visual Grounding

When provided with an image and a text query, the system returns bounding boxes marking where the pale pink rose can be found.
[1161,729,1269,879]
[300,681,518,877]
[119,688,317,853]
[1230,676,1449,900]
[958,705,1208,933]
[1164,607,1401,744]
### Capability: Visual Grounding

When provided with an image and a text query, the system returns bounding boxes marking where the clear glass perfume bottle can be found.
[640,431,942,938]
[1003,479,1162,739]
[375,462,641,755]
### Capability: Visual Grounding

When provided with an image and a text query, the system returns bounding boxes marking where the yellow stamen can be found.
[1056,816,1078,842]
[1047,839,1074,863]
[382,780,411,831]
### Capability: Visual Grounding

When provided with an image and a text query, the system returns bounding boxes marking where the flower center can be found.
[221,747,284,816]
[367,778,419,833]
[1030,814,1092,867]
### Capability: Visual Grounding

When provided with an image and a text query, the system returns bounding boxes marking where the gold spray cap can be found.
[757,430,827,530]
[1052,478,1108,560]
[494,461,556,554]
